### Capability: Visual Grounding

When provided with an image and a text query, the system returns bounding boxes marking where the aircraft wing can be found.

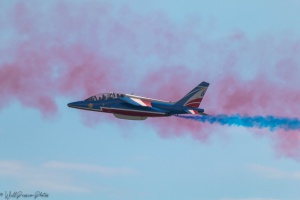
[120,97,152,107]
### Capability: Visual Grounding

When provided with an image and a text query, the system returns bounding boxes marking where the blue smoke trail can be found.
[176,114,300,131]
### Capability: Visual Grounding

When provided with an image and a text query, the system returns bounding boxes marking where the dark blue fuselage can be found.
[68,98,204,117]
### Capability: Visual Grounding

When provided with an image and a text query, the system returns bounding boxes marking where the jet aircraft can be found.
[67,81,209,120]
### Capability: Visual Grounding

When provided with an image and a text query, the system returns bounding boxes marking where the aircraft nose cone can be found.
[67,102,77,108]
[68,101,88,109]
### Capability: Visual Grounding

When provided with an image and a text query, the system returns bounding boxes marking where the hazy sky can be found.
[1,1,300,200]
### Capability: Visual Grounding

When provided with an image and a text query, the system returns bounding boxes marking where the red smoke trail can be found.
[0,1,198,114]
[142,70,300,160]
[0,2,129,117]
[137,30,300,162]
[1,1,300,160]
[139,33,300,159]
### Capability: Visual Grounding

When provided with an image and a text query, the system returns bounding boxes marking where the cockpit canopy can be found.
[84,92,125,101]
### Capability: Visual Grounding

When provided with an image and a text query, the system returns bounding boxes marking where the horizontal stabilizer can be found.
[184,107,207,115]
[185,109,199,114]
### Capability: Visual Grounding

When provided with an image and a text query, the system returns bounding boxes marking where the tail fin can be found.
[175,81,209,107]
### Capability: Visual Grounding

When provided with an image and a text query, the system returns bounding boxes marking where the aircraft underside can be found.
[113,114,148,120]
[102,108,165,116]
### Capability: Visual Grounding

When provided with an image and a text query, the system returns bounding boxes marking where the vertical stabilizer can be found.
[175,81,209,107]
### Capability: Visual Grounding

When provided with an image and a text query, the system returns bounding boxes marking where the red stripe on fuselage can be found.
[142,100,152,107]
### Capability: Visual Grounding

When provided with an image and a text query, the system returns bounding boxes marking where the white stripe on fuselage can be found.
[188,110,195,114]
[130,98,147,106]
[126,94,174,103]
